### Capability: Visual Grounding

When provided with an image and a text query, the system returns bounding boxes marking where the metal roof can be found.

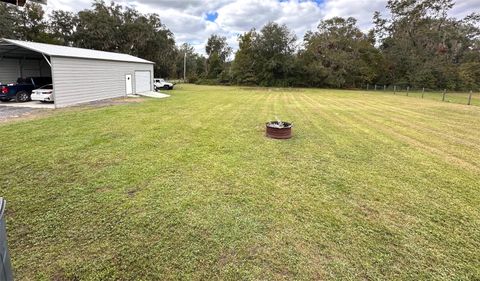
[0,38,154,64]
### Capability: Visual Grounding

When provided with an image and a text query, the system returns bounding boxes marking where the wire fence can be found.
[362,84,480,106]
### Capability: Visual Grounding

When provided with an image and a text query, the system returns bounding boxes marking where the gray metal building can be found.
[0,38,154,108]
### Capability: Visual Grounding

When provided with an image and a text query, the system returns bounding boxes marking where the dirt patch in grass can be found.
[85,97,147,108]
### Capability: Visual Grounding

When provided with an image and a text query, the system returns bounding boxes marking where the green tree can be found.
[173,49,208,81]
[174,43,205,81]
[49,10,78,46]
[255,22,296,86]
[231,30,258,85]
[0,3,19,39]
[194,55,207,78]
[74,1,123,51]
[128,14,177,78]
[73,1,176,77]
[205,34,232,79]
[374,0,480,90]
[459,62,480,90]
[302,17,382,88]
[16,3,54,43]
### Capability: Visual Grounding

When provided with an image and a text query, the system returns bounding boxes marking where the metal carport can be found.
[0,38,155,108]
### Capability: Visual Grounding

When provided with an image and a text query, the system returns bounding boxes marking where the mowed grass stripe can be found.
[360,107,480,166]
[294,92,478,195]
[327,95,480,169]
[296,94,480,214]
[328,97,480,173]
[368,97,480,139]
[346,92,480,138]
[305,92,480,166]
[353,91,480,133]
[286,91,478,276]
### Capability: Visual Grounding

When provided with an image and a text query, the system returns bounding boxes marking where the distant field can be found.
[1,84,479,280]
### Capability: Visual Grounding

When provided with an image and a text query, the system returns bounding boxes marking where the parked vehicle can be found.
[154,78,174,90]
[30,84,54,103]
[0,77,52,102]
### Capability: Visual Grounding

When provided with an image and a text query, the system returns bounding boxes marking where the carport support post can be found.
[20,57,25,77]
[41,53,52,67]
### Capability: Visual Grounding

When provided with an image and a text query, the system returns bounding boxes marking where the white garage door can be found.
[135,71,151,93]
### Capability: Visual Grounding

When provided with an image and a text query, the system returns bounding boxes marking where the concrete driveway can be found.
[0,100,54,109]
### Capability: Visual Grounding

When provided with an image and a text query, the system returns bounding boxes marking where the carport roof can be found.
[0,38,154,64]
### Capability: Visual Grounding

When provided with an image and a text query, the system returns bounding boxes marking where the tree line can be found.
[1,0,479,90]
[0,0,178,77]
[226,0,480,90]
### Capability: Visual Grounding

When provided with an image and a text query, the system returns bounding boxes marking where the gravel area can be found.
[0,97,146,123]
[0,106,45,122]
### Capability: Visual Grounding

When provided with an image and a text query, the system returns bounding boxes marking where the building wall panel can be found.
[0,58,52,85]
[51,57,154,108]
[0,59,20,84]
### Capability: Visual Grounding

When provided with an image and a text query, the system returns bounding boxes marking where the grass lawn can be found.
[1,84,480,280]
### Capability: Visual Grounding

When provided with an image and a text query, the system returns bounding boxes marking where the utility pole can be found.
[183,52,187,82]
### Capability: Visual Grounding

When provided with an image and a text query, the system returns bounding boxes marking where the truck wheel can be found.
[163,85,170,90]
[16,91,30,102]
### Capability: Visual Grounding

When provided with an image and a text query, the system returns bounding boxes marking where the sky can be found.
[46,0,480,54]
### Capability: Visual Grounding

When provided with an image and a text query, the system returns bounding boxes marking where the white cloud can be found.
[43,0,480,55]
[46,0,90,12]
[322,0,386,30]
[450,0,480,18]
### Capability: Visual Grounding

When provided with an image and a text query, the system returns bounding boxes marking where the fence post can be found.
[0,198,13,281]
[384,85,386,91]
[422,88,425,99]
[367,84,369,91]
[394,85,396,95]
[406,86,409,96]
[442,89,446,102]
[468,90,472,105]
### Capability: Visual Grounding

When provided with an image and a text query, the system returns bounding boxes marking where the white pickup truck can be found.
[154,78,174,91]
